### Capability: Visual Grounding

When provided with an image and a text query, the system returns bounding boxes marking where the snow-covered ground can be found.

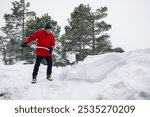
[0,48,150,100]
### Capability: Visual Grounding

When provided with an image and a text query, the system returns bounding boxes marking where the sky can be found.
[0,0,150,51]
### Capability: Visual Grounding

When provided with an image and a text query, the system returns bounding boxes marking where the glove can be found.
[48,48,53,53]
[21,42,27,47]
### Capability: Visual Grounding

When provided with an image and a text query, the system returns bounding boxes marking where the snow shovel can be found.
[30,45,76,65]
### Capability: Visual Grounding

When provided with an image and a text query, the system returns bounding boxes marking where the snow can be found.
[66,53,76,63]
[66,53,125,82]
[0,48,150,100]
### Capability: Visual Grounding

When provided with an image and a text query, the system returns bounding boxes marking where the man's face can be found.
[45,29,51,34]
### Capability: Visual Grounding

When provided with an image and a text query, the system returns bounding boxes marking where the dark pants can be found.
[32,56,52,78]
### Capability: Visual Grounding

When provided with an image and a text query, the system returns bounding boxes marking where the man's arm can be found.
[25,31,39,44]
[48,34,56,52]
[50,34,56,48]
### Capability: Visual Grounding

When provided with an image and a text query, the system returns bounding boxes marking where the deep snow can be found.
[0,48,150,100]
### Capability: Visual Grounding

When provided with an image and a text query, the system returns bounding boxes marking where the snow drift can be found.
[66,53,125,82]
[0,48,150,100]
[65,48,150,99]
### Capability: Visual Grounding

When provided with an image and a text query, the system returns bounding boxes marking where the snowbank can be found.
[65,48,150,99]
[98,48,150,99]
[66,53,125,82]
[0,48,150,100]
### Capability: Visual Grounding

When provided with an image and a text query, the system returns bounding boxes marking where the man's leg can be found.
[44,56,52,80]
[32,56,43,79]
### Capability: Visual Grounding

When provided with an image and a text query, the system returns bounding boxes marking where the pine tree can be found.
[63,4,92,60]
[113,47,124,53]
[1,0,35,64]
[62,4,112,61]
[88,7,112,54]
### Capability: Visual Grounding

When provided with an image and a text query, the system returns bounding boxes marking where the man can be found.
[21,22,55,84]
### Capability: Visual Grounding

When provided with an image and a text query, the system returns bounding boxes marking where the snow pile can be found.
[0,48,150,100]
[66,53,125,82]
[66,53,76,63]
[65,48,150,99]
[101,49,150,99]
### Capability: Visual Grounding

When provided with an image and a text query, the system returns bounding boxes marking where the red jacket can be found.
[25,29,55,57]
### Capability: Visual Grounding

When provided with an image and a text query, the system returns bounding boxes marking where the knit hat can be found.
[44,22,52,29]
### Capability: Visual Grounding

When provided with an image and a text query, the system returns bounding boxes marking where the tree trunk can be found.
[21,0,25,60]
[92,13,95,53]
[79,36,84,61]
[22,0,25,41]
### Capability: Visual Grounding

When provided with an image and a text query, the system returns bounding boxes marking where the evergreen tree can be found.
[63,4,92,60]
[88,7,112,54]
[62,4,112,61]
[113,47,124,53]
[1,0,35,64]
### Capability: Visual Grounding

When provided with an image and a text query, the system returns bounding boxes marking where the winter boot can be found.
[47,75,53,81]
[31,76,37,84]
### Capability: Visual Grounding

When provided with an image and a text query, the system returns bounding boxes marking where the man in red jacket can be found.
[21,22,55,84]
